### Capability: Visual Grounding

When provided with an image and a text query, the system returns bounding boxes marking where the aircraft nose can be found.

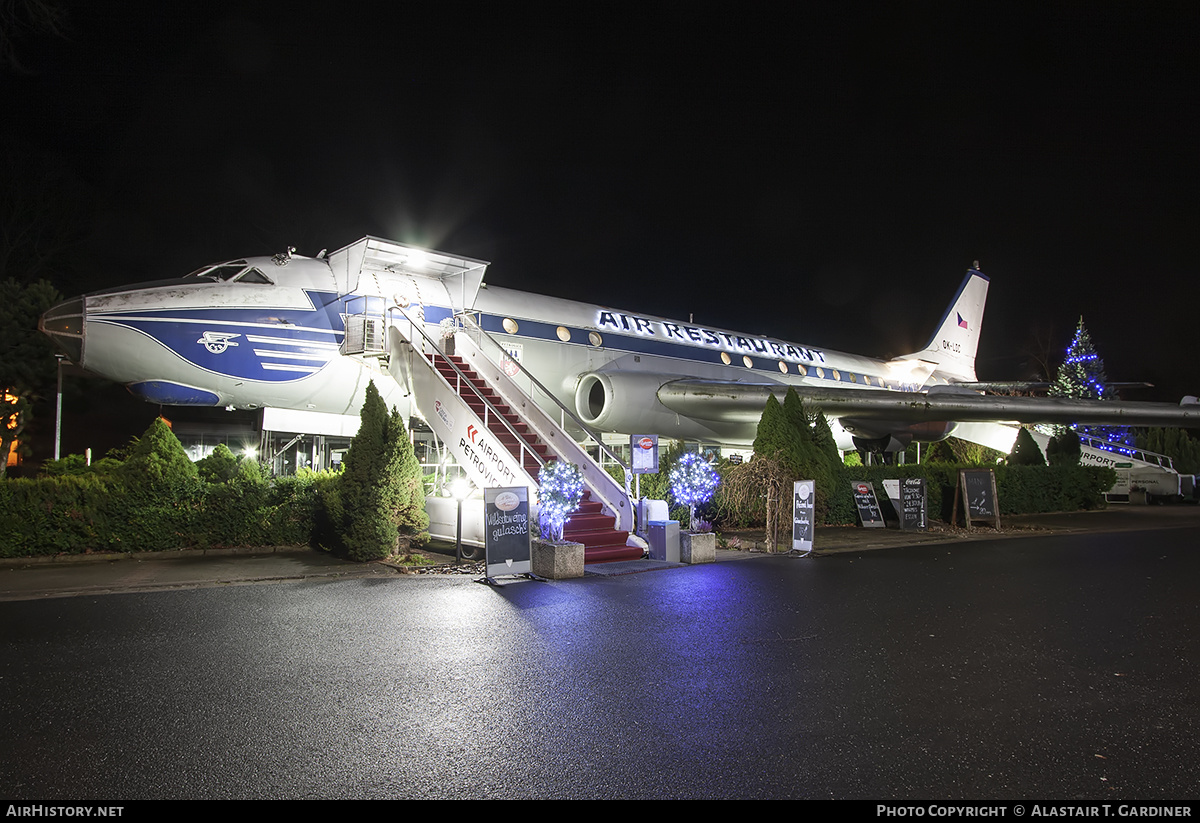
[39,296,85,364]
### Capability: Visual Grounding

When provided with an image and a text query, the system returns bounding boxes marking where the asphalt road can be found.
[2,518,1199,799]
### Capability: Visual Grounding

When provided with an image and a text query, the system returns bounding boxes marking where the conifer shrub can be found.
[196,443,240,483]
[1046,430,1082,467]
[109,418,203,550]
[119,417,200,490]
[1009,428,1047,466]
[1136,428,1200,474]
[724,389,856,538]
[336,381,429,561]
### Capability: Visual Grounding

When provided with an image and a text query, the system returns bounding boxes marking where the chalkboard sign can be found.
[791,480,815,555]
[850,480,886,528]
[484,486,532,579]
[900,477,927,531]
[957,469,1000,529]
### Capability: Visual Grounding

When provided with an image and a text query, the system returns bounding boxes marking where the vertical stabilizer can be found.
[895,267,989,382]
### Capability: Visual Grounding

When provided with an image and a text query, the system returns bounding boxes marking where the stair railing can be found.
[388,305,548,477]
[452,311,635,531]
[1074,433,1175,470]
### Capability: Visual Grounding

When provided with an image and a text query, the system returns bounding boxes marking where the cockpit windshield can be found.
[182,260,273,284]
[235,268,273,284]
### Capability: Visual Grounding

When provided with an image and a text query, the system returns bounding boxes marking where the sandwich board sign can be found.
[791,480,815,556]
[882,477,928,531]
[850,480,885,528]
[484,486,531,580]
[955,469,1000,530]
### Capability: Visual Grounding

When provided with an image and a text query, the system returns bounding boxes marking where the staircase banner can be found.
[409,345,533,492]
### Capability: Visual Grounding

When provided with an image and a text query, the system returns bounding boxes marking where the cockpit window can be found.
[235,268,273,284]
[183,260,250,282]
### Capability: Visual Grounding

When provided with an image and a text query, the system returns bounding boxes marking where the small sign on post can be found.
[630,434,659,474]
[484,486,532,580]
[630,434,659,503]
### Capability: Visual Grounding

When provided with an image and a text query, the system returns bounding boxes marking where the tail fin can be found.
[894,267,989,383]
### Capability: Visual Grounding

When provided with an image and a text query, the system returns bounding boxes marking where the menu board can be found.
[792,480,815,555]
[630,434,659,474]
[484,486,531,579]
[900,477,927,531]
[850,480,885,528]
[958,469,1000,529]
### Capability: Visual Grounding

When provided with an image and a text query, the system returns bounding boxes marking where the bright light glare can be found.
[406,249,429,270]
[450,477,471,500]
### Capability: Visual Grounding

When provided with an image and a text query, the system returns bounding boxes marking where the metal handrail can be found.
[1076,433,1175,470]
[388,306,547,476]
[454,311,634,493]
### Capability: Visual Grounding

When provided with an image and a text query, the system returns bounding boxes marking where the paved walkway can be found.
[2,505,1197,601]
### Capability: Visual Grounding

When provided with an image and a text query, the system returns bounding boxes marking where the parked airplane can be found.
[39,236,1200,457]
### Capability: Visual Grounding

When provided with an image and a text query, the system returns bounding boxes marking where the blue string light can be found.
[1049,318,1132,445]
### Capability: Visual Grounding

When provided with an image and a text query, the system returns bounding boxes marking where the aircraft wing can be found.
[656,380,1200,428]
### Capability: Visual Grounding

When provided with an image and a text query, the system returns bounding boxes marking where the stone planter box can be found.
[680,531,716,564]
[531,538,585,579]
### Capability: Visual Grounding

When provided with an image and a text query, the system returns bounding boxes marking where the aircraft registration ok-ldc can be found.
[39,236,1199,453]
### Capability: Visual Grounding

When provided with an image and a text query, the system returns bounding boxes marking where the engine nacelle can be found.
[851,434,913,454]
[572,371,760,442]
[841,418,957,449]
[574,371,682,433]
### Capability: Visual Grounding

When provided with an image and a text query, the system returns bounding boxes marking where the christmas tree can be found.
[1048,318,1131,445]
[1050,318,1107,401]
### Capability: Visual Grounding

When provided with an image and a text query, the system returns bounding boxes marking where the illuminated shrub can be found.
[538,460,584,542]
[669,451,720,529]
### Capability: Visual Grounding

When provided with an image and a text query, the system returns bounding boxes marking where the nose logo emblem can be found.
[197,331,240,354]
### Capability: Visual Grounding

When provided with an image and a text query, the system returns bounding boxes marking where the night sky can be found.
[7,3,1199,399]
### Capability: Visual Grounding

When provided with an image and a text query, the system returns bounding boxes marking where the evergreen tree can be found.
[810,409,843,464]
[1049,318,1130,444]
[119,417,199,489]
[339,381,428,561]
[752,394,797,468]
[1137,428,1200,474]
[1050,318,1108,401]
[1009,427,1046,466]
[1046,429,1081,467]
[0,278,61,477]
[196,443,240,483]
[750,389,843,524]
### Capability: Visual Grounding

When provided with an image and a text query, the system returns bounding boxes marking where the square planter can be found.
[680,531,716,564]
[531,538,585,579]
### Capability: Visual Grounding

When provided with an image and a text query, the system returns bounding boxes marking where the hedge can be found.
[0,470,326,558]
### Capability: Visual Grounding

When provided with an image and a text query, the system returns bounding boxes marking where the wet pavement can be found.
[2,505,1199,799]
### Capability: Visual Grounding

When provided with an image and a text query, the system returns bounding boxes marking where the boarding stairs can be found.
[1027,430,1182,500]
[389,310,641,563]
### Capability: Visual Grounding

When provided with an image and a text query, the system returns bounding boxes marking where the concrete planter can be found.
[531,538,585,579]
[680,531,716,564]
